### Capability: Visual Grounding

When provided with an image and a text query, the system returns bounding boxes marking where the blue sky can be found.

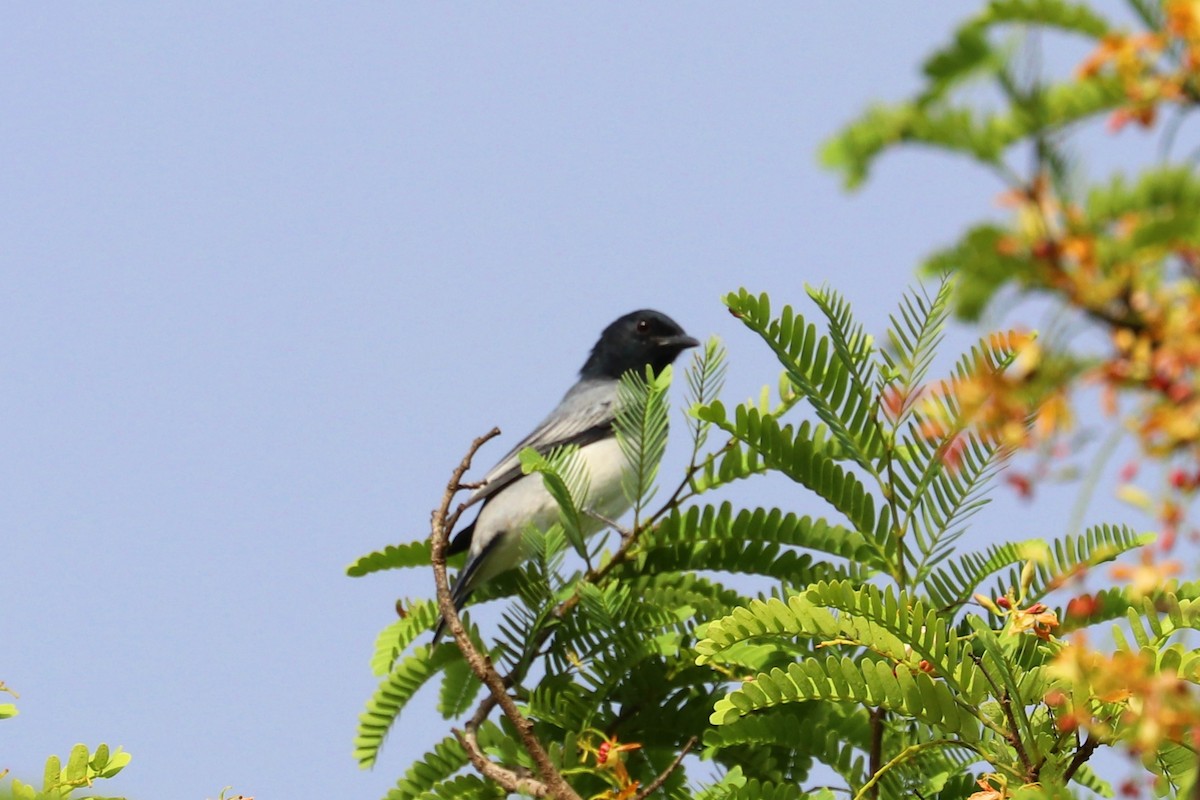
[1,4,1159,799]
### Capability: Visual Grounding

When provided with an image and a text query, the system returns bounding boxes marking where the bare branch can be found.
[431,429,582,800]
[454,726,550,798]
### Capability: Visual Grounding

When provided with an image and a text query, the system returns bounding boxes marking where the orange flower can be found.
[598,783,641,800]
[1077,34,1125,78]
[1048,638,1200,753]
[1108,105,1157,132]
[583,732,642,793]
[1065,593,1100,621]
[1060,235,1097,272]
[967,775,1008,800]
[1110,551,1181,598]
[1166,1,1200,45]
[1009,601,1060,640]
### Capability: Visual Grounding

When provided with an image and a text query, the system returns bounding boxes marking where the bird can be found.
[434,310,699,639]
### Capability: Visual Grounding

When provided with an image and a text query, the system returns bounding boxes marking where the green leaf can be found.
[437,655,483,720]
[822,76,1125,190]
[710,656,980,742]
[651,502,874,565]
[370,599,442,677]
[43,754,62,792]
[347,541,435,577]
[725,288,885,471]
[355,645,462,768]
[921,225,1036,321]
[615,363,673,521]
[698,401,881,539]
[385,723,506,800]
[891,332,1021,580]
[520,446,590,559]
[988,524,1152,603]
[925,538,1052,612]
[1061,579,1200,632]
[878,279,954,416]
[64,744,89,786]
[688,438,767,493]
[979,0,1109,35]
[89,744,110,772]
[684,336,729,454]
[95,745,131,779]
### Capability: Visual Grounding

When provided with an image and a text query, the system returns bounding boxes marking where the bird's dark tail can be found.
[446,520,474,557]
[432,529,503,642]
[431,578,472,642]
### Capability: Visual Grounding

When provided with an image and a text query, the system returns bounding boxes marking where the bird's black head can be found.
[580,310,699,381]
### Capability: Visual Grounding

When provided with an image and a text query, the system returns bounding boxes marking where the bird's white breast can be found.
[573,436,634,526]
[465,437,633,584]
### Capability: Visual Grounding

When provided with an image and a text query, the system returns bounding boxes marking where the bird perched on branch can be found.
[434,310,698,640]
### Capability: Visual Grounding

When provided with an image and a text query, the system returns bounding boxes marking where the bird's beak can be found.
[658,334,700,350]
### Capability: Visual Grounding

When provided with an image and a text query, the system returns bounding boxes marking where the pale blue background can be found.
[1,4,1163,799]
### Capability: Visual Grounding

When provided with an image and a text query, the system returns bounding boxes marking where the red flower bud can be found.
[1169,468,1188,490]
[1066,594,1099,619]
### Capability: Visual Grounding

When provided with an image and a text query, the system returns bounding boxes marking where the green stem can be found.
[853,739,967,800]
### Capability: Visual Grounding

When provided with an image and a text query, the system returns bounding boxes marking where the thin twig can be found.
[431,429,583,800]
[854,739,971,800]
[974,656,1034,776]
[467,693,499,729]
[633,736,698,800]
[586,510,634,540]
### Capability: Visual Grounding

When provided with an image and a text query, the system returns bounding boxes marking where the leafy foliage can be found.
[352,261,1198,799]
[351,5,1200,795]
[815,8,1200,793]
[826,0,1200,533]
[0,681,16,722]
[7,743,131,800]
[615,364,674,525]
[0,682,134,800]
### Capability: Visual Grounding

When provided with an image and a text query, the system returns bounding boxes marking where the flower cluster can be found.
[1047,638,1200,754]
[1077,1,1200,130]
[580,732,642,800]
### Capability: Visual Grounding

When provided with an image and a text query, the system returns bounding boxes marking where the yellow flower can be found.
[1008,602,1059,640]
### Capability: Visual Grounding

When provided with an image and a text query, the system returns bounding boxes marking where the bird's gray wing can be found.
[467,378,618,507]
[444,380,617,559]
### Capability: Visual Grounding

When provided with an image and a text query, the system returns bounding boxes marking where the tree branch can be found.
[868,707,885,799]
[1061,735,1099,785]
[431,429,582,800]
[454,725,549,798]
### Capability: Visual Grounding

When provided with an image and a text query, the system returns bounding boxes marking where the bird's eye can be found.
[636,319,650,333]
